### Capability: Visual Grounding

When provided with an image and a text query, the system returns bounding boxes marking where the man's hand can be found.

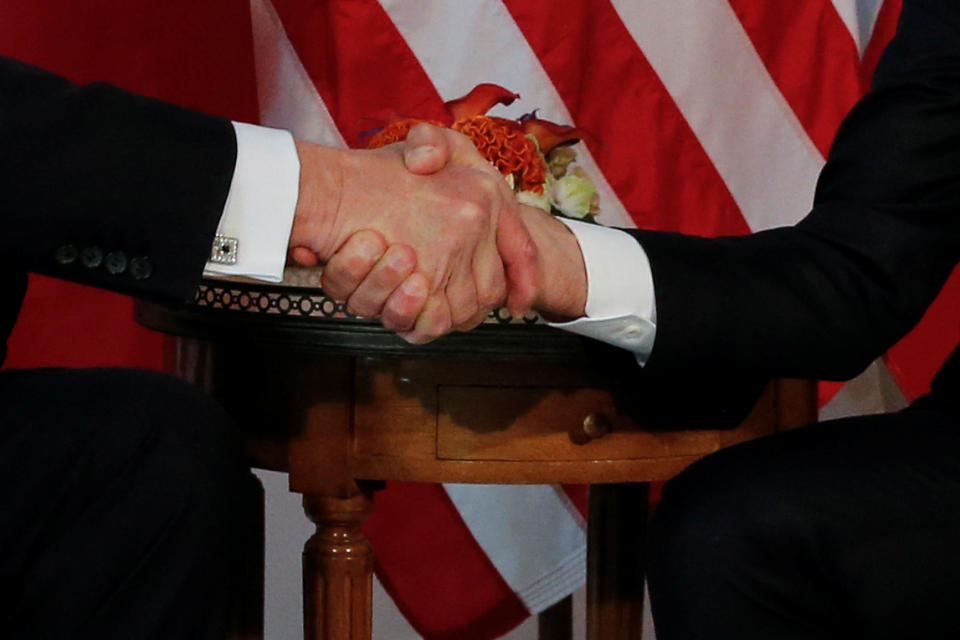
[322,203,589,331]
[317,229,431,332]
[290,125,537,343]
[399,123,586,321]
[513,205,587,321]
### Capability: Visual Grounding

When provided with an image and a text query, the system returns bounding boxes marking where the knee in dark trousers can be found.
[0,367,255,640]
[647,407,960,640]
[647,430,858,640]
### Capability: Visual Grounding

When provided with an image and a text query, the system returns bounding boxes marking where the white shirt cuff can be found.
[548,218,658,365]
[203,122,300,282]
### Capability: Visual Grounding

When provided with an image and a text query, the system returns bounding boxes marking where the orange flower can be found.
[364,84,584,196]
[451,115,547,193]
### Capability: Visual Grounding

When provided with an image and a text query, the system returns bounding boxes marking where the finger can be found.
[398,294,453,345]
[320,230,388,301]
[469,208,508,318]
[404,123,452,175]
[497,205,539,316]
[444,261,483,328]
[382,272,429,332]
[288,245,319,267]
[346,244,417,318]
[452,307,491,333]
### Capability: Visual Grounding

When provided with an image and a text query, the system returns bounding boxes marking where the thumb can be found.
[403,123,452,175]
[497,205,538,316]
[288,245,319,267]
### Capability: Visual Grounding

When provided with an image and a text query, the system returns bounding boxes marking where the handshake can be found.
[287,123,588,343]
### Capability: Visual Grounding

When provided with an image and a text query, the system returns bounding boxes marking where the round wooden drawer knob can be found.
[569,412,612,445]
[583,412,612,439]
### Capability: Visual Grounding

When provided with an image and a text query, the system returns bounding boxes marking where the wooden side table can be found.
[137,282,816,640]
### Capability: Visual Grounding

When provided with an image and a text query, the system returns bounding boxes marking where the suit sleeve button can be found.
[129,256,154,280]
[80,246,104,269]
[54,244,79,265]
[104,251,128,275]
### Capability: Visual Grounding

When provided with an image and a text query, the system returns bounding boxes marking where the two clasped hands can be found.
[286,123,588,343]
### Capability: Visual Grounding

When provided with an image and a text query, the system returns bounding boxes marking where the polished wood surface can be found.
[138,297,815,640]
[587,484,648,639]
[303,492,375,640]
[538,596,573,640]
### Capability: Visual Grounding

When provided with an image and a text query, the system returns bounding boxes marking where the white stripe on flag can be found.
[610,0,824,232]
[831,0,865,53]
[378,0,636,229]
[250,0,347,148]
[443,483,587,614]
[820,359,908,421]
[855,0,887,53]
[832,0,886,55]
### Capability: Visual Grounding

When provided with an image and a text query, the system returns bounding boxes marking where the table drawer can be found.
[435,385,767,462]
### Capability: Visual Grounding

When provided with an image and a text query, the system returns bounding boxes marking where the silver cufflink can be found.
[210,235,239,265]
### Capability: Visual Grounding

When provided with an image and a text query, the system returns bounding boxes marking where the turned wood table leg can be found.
[586,483,649,640]
[302,491,374,640]
[538,595,573,640]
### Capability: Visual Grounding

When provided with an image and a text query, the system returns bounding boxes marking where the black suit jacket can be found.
[630,0,960,400]
[0,57,237,366]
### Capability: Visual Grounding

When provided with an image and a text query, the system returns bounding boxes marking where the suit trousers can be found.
[0,367,257,639]
[647,393,960,640]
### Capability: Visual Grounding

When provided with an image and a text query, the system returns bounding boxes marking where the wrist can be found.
[290,140,345,262]
[518,206,587,320]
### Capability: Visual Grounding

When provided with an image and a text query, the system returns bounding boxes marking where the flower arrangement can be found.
[365,83,599,222]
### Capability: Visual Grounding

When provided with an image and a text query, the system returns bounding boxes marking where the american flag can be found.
[7,1,957,638]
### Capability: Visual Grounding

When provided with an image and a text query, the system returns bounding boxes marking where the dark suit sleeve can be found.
[628,0,960,381]
[0,56,238,302]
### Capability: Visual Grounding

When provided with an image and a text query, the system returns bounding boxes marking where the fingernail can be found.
[389,248,412,269]
[358,240,382,260]
[401,277,426,297]
[405,145,436,168]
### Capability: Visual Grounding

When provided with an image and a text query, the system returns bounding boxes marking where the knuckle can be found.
[453,200,485,224]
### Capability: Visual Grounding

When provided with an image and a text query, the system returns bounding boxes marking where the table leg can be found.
[538,595,573,640]
[302,491,374,640]
[586,483,649,640]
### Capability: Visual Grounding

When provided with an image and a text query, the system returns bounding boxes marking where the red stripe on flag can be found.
[0,1,258,121]
[883,269,960,402]
[726,0,863,158]
[1,1,258,373]
[860,0,903,87]
[503,0,749,237]
[6,276,165,372]
[818,380,846,408]
[269,0,448,147]
[365,482,528,640]
[560,484,588,519]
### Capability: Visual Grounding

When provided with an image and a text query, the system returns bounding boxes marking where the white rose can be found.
[550,170,596,219]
